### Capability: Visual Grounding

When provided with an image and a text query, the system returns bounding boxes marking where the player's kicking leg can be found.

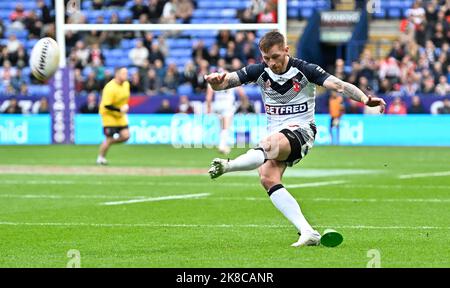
[208,129,320,247]
[97,127,130,165]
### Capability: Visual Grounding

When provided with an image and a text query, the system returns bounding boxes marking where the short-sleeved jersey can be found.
[236,57,331,134]
[99,79,130,127]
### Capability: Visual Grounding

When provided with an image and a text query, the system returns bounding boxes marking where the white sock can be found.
[268,184,314,235]
[219,129,229,148]
[227,148,266,172]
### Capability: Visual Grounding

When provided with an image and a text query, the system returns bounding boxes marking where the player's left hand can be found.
[120,104,129,114]
[365,96,386,114]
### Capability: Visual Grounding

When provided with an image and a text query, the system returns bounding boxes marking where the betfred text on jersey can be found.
[265,102,308,115]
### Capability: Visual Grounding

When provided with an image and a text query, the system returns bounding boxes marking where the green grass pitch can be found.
[0,145,449,267]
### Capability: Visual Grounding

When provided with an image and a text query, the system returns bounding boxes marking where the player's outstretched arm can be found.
[204,72,242,91]
[323,75,386,113]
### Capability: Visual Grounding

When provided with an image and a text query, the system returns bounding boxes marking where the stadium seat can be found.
[288,9,299,19]
[388,8,402,19]
[373,9,386,19]
[300,8,314,19]
[177,84,193,95]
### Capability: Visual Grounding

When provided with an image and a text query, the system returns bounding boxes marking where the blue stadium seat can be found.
[300,8,314,19]
[388,8,402,19]
[288,8,299,19]
[177,84,193,95]
[170,49,192,57]
[82,0,92,10]
[299,0,316,8]
[373,9,386,19]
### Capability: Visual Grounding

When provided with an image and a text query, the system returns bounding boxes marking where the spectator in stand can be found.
[388,41,405,61]
[144,68,161,96]
[88,43,105,66]
[156,99,175,114]
[432,22,447,49]
[4,98,22,114]
[406,0,426,29]
[176,0,193,24]
[10,45,28,69]
[24,11,43,39]
[74,41,90,69]
[208,44,220,67]
[0,60,16,87]
[74,69,84,93]
[435,75,450,96]
[93,0,104,10]
[192,40,210,65]
[379,57,401,85]
[131,0,150,20]
[157,35,169,57]
[110,0,128,7]
[257,0,277,23]
[148,0,165,23]
[37,0,52,25]
[379,78,394,94]
[7,34,21,55]
[130,72,144,93]
[19,83,29,97]
[333,59,347,82]
[79,93,100,114]
[10,3,26,24]
[148,42,165,65]
[176,95,194,114]
[162,63,179,95]
[437,98,450,114]
[142,32,154,51]
[387,97,407,115]
[421,76,436,93]
[194,59,209,92]
[36,96,49,114]
[154,59,166,82]
[224,41,238,65]
[401,73,421,96]
[104,13,123,48]
[217,30,234,49]
[129,40,149,68]
[408,95,426,114]
[161,0,177,24]
[85,72,101,93]
[240,7,257,23]
[182,61,197,88]
[0,19,4,39]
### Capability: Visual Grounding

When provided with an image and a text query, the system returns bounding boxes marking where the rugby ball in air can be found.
[30,37,60,82]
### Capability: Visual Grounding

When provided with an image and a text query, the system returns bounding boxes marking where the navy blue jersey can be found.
[236,57,331,133]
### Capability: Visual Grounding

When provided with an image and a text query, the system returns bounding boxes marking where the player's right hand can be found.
[204,72,227,85]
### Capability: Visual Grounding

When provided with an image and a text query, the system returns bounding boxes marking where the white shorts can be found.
[213,102,235,118]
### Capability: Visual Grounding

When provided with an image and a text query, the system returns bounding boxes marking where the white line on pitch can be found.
[398,171,450,179]
[285,180,347,189]
[101,193,210,206]
[0,221,447,230]
[0,194,148,200]
[308,198,450,203]
[212,197,450,203]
